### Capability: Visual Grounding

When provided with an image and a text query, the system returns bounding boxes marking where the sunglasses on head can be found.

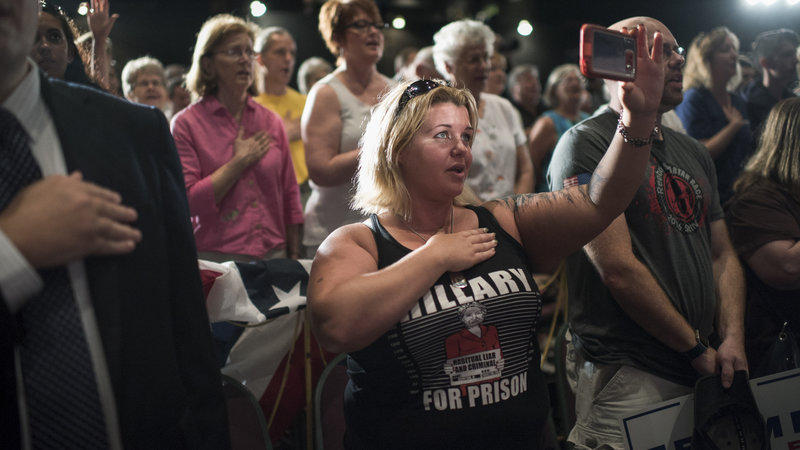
[396,79,448,116]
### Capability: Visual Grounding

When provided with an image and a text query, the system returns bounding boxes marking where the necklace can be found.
[404,206,469,289]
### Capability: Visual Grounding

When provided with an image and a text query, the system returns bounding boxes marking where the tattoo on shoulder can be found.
[493,194,534,216]
[493,195,522,212]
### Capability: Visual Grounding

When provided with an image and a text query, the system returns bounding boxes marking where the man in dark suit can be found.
[0,0,229,447]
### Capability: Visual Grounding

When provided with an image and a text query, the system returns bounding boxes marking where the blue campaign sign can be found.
[621,395,694,450]
[621,368,800,449]
[749,368,800,449]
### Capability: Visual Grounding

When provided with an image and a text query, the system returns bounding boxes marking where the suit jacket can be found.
[0,75,229,449]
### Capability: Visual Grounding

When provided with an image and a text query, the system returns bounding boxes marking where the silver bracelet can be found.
[616,115,659,147]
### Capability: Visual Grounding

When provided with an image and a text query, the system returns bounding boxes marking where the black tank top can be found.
[343,205,549,449]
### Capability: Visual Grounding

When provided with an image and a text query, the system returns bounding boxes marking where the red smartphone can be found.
[579,24,637,82]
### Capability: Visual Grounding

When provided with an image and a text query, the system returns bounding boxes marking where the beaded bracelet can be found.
[616,115,660,147]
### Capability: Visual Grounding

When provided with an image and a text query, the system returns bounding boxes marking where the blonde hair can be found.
[185,14,257,98]
[353,80,479,220]
[543,63,584,108]
[318,0,382,57]
[683,27,740,91]
[733,97,800,198]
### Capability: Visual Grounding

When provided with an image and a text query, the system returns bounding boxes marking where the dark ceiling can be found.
[55,0,800,85]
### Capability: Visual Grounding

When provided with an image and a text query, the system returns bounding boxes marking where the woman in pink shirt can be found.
[172,14,303,262]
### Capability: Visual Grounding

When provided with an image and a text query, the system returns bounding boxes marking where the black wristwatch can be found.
[681,329,709,361]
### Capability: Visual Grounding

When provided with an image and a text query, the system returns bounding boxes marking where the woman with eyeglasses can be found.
[308,25,668,449]
[301,0,393,257]
[675,27,755,204]
[171,14,303,262]
[120,56,170,116]
[432,19,534,202]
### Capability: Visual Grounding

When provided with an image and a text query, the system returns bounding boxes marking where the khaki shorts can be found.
[565,340,692,449]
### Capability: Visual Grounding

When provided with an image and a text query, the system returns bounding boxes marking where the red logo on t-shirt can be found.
[652,162,705,233]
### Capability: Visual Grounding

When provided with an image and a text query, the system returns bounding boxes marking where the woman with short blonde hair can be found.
[683,27,741,92]
[675,26,754,203]
[353,81,477,220]
[309,27,670,444]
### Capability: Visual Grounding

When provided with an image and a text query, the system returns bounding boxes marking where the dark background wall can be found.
[57,0,800,88]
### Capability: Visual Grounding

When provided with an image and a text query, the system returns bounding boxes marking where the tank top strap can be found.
[319,73,352,104]
[366,214,411,269]
[365,214,385,241]
[320,72,382,109]
[464,205,526,254]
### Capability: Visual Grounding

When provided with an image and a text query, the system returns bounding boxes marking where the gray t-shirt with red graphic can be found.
[547,108,724,386]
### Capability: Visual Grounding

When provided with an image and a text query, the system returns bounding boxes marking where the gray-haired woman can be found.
[433,19,533,201]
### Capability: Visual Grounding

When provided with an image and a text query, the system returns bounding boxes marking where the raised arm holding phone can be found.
[548,16,746,450]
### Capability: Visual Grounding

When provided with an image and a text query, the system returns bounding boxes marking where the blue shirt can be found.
[674,87,755,204]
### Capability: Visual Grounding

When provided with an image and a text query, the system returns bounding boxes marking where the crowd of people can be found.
[2,0,800,447]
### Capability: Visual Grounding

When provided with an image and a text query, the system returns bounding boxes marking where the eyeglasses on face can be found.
[344,20,388,32]
[211,47,256,60]
[396,79,447,116]
[662,43,686,59]
[135,78,165,88]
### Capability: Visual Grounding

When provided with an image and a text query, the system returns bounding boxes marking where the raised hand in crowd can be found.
[87,0,118,90]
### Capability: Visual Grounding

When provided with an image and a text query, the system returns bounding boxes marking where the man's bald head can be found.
[605,16,685,114]
[609,17,670,40]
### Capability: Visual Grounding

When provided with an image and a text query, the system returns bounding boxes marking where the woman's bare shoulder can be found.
[315,221,378,263]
